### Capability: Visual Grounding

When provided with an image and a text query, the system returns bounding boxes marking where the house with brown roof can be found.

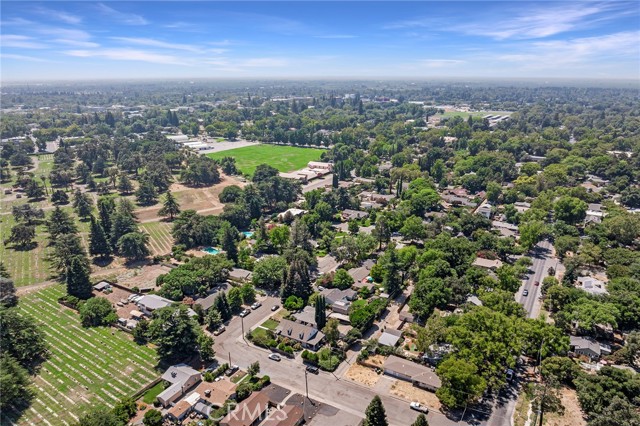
[219,391,270,426]
[383,355,442,392]
[261,404,304,426]
[192,378,238,408]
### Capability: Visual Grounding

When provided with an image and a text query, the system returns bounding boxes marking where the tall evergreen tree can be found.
[363,395,388,426]
[215,293,231,321]
[117,174,134,194]
[110,211,137,249]
[135,179,158,206]
[47,206,78,242]
[117,232,150,261]
[97,196,115,235]
[65,256,93,299]
[315,295,327,329]
[158,189,180,220]
[382,245,402,297]
[0,276,18,308]
[89,216,111,258]
[219,223,239,263]
[73,189,93,219]
[281,251,312,301]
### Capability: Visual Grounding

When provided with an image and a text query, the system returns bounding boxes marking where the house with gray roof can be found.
[383,355,441,392]
[276,319,325,351]
[136,294,174,316]
[378,328,403,347]
[569,336,611,360]
[158,364,202,407]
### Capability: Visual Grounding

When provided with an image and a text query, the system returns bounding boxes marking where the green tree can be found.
[89,216,111,258]
[117,232,150,261]
[269,226,290,253]
[25,178,45,199]
[400,216,426,241]
[436,357,487,408]
[97,196,115,235]
[0,354,34,412]
[554,196,587,224]
[332,269,354,290]
[198,333,216,363]
[112,398,137,424]
[0,276,18,308]
[143,409,163,426]
[51,189,69,205]
[381,245,403,296]
[411,414,429,426]
[281,251,312,301]
[252,256,286,290]
[66,256,93,299]
[315,295,327,329]
[79,297,117,327]
[110,204,137,249]
[158,189,180,220]
[5,223,35,248]
[219,222,239,263]
[519,220,547,250]
[323,318,340,346]
[248,361,260,377]
[48,233,86,274]
[206,309,223,331]
[148,305,201,363]
[0,308,48,370]
[227,286,243,312]
[135,179,158,206]
[73,189,93,219]
[239,284,256,305]
[363,395,388,426]
[117,174,134,194]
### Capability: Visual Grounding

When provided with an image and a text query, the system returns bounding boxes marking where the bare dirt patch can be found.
[545,387,586,426]
[134,174,246,223]
[389,380,442,412]
[344,363,380,387]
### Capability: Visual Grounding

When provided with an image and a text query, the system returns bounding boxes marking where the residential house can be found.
[157,365,202,407]
[331,300,351,315]
[475,201,493,218]
[195,292,219,312]
[277,208,306,221]
[378,329,403,347]
[293,306,317,328]
[136,294,174,316]
[472,257,503,270]
[577,276,608,296]
[261,404,304,426]
[585,209,605,225]
[383,355,442,392]
[570,336,611,360]
[192,378,238,409]
[93,281,112,292]
[348,259,375,289]
[275,319,325,351]
[166,396,197,422]
[307,161,333,171]
[399,303,415,324]
[229,268,253,283]
[317,255,339,276]
[219,391,270,426]
[514,201,531,213]
[341,209,369,221]
[322,288,357,305]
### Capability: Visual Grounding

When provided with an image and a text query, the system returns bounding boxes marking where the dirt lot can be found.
[135,174,246,223]
[545,387,586,426]
[92,263,172,292]
[389,380,442,412]
[365,354,386,368]
[344,363,380,387]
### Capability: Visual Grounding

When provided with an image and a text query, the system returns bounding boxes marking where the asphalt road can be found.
[517,240,559,319]
[213,296,501,426]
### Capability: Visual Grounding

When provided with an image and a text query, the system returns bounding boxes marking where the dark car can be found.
[305,365,319,374]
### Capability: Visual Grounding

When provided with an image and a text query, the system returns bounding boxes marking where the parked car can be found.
[534,281,540,286]
[251,302,262,310]
[305,365,319,374]
[239,309,251,317]
[225,365,239,376]
[213,326,226,336]
[523,289,529,296]
[268,353,281,362]
[271,305,280,311]
[506,368,515,381]
[410,402,429,413]
[317,286,325,291]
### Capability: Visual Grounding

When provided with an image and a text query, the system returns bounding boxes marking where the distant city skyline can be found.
[1,1,639,81]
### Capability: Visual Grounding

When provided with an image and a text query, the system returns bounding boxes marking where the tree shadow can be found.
[123,258,153,269]
[8,241,38,252]
[93,257,114,267]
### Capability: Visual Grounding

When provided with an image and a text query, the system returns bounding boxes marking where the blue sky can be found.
[1,1,639,81]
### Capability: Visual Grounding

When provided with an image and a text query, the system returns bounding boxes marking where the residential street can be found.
[517,240,561,319]
[212,296,505,426]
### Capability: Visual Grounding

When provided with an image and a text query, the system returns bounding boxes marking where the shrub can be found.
[79,297,117,327]
[284,295,304,311]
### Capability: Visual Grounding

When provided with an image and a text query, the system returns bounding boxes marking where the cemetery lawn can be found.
[4,285,159,426]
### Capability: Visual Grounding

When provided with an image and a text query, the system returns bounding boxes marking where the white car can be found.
[251,302,262,310]
[410,402,429,413]
[239,309,251,317]
[268,353,281,362]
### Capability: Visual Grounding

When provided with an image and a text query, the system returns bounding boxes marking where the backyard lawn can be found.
[261,319,279,330]
[207,144,324,176]
[142,382,165,405]
[4,285,159,426]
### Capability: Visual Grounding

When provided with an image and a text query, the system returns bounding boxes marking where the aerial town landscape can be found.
[0,2,639,426]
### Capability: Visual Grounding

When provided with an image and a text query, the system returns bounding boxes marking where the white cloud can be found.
[38,27,93,41]
[1,53,49,62]
[0,35,47,49]
[111,37,199,52]
[240,58,288,67]
[35,7,82,25]
[208,40,234,46]
[52,39,100,48]
[96,3,148,25]
[63,48,183,65]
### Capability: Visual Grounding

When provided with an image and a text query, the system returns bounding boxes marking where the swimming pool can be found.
[242,231,254,238]
[202,247,220,255]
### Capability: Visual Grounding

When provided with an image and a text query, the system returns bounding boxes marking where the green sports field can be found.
[206,144,324,176]
[4,285,158,426]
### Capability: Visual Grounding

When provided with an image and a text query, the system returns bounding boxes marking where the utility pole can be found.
[241,316,247,344]
[460,402,468,422]
[538,383,548,426]
[228,352,231,367]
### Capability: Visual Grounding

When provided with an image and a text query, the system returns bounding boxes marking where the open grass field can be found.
[4,285,159,426]
[206,144,324,176]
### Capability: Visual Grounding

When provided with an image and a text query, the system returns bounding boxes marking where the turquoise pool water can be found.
[202,247,220,255]
[242,231,254,238]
